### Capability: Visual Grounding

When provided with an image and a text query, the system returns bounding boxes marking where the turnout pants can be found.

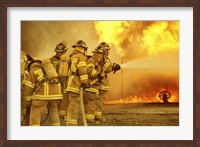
[95,90,107,120]
[29,99,60,126]
[65,92,80,126]
[84,91,98,122]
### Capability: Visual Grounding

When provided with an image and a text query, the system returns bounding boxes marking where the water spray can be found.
[120,54,178,73]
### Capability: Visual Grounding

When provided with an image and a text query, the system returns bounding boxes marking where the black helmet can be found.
[99,42,110,50]
[54,41,68,53]
[72,40,88,50]
[92,45,105,54]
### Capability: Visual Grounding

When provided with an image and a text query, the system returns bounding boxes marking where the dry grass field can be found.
[22,102,179,126]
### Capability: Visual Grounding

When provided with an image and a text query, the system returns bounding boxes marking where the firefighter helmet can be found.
[54,41,68,53]
[92,45,105,54]
[99,42,110,50]
[72,40,88,50]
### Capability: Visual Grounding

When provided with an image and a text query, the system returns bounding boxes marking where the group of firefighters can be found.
[21,40,121,126]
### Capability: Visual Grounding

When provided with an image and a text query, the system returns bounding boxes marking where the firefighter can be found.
[21,50,34,122]
[84,45,106,124]
[49,41,70,119]
[22,42,68,126]
[94,42,121,122]
[63,40,90,126]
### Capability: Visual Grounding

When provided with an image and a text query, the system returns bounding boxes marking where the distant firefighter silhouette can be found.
[159,90,171,103]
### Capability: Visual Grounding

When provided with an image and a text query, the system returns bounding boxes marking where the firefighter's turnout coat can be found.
[94,59,113,120]
[22,61,63,126]
[84,54,102,122]
[63,49,88,126]
[64,49,88,93]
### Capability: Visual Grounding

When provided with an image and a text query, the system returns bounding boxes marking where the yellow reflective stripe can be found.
[44,83,48,95]
[66,119,77,125]
[103,61,110,71]
[30,125,40,126]
[22,80,35,88]
[58,83,61,94]
[94,111,102,117]
[24,96,32,101]
[67,75,74,87]
[71,58,78,62]
[71,61,77,72]
[85,88,99,94]
[80,75,88,81]
[87,63,95,68]
[100,85,110,91]
[34,69,43,81]
[77,62,86,68]
[33,94,63,100]
[91,69,97,77]
[59,110,66,116]
[85,114,95,119]
[66,87,80,93]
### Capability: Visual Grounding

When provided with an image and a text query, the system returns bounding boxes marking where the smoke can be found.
[21,21,99,59]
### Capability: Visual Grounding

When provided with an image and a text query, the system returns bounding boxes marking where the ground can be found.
[22,102,179,126]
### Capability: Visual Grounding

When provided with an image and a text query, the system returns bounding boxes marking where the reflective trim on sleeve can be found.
[87,63,95,68]
[100,85,110,91]
[103,61,110,71]
[91,69,97,77]
[80,74,88,81]
[22,80,35,88]
[77,61,86,68]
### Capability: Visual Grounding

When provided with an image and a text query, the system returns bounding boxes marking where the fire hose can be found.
[80,79,99,126]
[80,87,87,126]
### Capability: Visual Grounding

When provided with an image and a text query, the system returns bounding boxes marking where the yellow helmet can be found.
[72,40,88,50]
[54,41,68,53]
[92,45,105,54]
[99,42,110,50]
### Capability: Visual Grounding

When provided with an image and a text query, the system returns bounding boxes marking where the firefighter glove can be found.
[97,73,104,82]
[112,63,121,73]
[51,77,60,84]
[82,82,90,89]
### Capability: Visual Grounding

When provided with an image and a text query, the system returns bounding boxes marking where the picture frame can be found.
[0,0,199,146]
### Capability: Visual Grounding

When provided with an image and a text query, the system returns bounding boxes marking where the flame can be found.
[105,88,179,104]
[95,21,179,103]
[94,21,179,57]
[94,21,130,56]
[142,21,179,55]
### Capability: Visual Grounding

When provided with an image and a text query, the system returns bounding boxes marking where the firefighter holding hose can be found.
[94,42,121,122]
[84,45,106,124]
[63,40,90,126]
